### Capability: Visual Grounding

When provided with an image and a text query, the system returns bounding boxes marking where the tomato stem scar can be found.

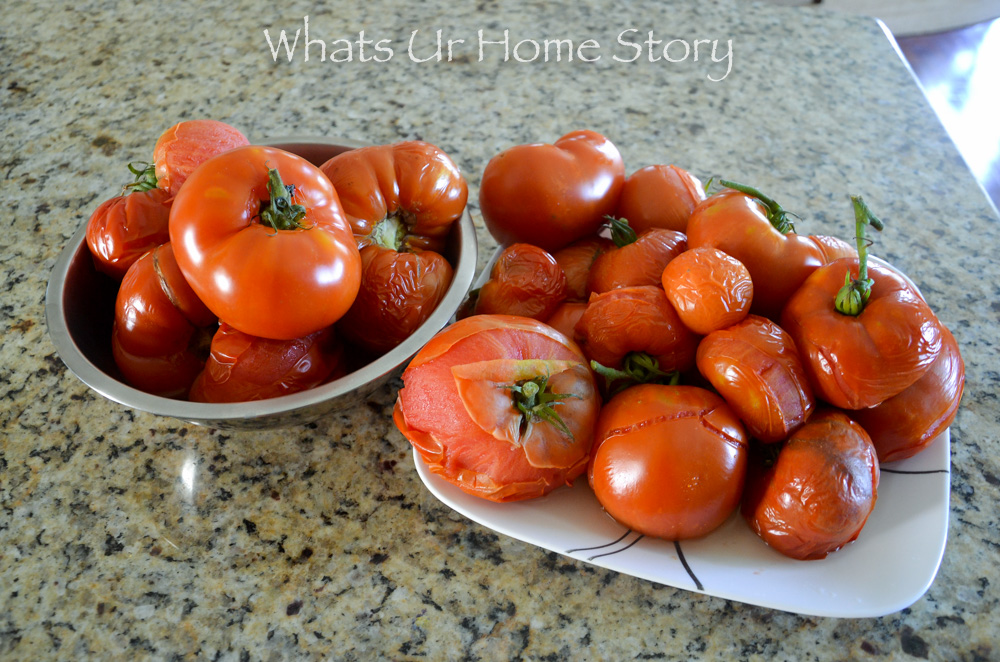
[718,179,799,234]
[835,195,884,316]
[370,215,409,252]
[259,168,309,231]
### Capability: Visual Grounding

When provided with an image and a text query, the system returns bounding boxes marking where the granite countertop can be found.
[3,0,999,659]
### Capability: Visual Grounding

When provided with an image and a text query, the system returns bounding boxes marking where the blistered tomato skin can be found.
[474,243,568,321]
[662,246,753,335]
[742,409,879,560]
[589,384,748,540]
[696,315,814,444]
[586,228,687,295]
[615,164,706,234]
[86,187,172,280]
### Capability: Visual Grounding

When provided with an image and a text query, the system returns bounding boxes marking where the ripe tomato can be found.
[545,301,587,341]
[851,326,964,462]
[586,219,687,295]
[614,164,706,233]
[112,243,217,398]
[479,130,625,252]
[552,236,613,302]
[473,243,568,321]
[742,409,879,560]
[189,323,344,403]
[589,384,748,540]
[394,314,600,502]
[153,119,250,196]
[169,145,362,340]
[696,315,815,443]
[661,246,753,335]
[86,185,172,279]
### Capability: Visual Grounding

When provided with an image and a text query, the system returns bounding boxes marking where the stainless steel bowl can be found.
[45,137,477,430]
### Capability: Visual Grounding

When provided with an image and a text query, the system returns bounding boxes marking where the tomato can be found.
[111,243,217,398]
[851,326,964,462]
[614,164,706,233]
[86,185,172,279]
[552,236,613,302]
[169,145,362,340]
[479,130,625,252]
[153,119,250,196]
[589,384,748,540]
[473,243,568,321]
[586,219,687,295]
[661,246,753,335]
[808,234,856,263]
[189,323,344,403]
[696,315,815,443]
[742,409,879,560]
[545,301,587,341]
[394,314,600,502]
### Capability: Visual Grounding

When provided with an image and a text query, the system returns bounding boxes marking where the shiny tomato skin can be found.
[474,243,568,321]
[112,243,217,398]
[808,234,856,263]
[781,258,943,409]
[742,409,879,560]
[85,187,172,279]
[479,130,626,252]
[552,236,613,302]
[615,164,706,233]
[169,145,362,341]
[189,323,343,403]
[586,228,687,295]
[394,314,600,502]
[851,326,964,462]
[545,301,588,342]
[153,119,250,196]
[662,246,753,335]
[589,384,748,540]
[696,315,815,443]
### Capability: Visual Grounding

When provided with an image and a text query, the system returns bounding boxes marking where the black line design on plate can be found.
[881,468,950,475]
[587,534,644,561]
[565,529,633,554]
[675,540,704,591]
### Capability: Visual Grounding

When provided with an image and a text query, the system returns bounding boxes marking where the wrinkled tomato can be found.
[614,164,706,233]
[662,246,753,335]
[154,119,250,196]
[86,185,172,279]
[479,130,625,252]
[552,236,613,302]
[394,315,600,502]
[473,243,568,321]
[586,219,687,295]
[589,384,748,540]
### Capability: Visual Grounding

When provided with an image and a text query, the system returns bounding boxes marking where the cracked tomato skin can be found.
[473,243,568,321]
[479,130,625,252]
[86,187,173,279]
[742,409,879,560]
[394,315,600,502]
[588,384,748,540]
[169,145,362,341]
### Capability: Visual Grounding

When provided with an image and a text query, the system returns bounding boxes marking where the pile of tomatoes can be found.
[85,120,468,403]
[393,129,965,561]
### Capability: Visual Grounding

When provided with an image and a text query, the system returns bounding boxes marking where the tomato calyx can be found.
[591,351,680,397]
[124,162,158,193]
[258,168,309,232]
[718,179,799,234]
[508,375,579,441]
[369,215,410,252]
[835,195,885,316]
[603,216,638,247]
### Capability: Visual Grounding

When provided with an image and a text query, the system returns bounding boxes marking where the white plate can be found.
[414,428,949,618]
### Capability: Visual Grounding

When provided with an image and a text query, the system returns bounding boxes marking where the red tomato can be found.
[189,323,344,403]
[809,234,856,263]
[552,236,613,302]
[545,301,588,341]
[112,243,217,398]
[742,409,879,560]
[394,315,600,502]
[153,119,250,196]
[479,130,625,252]
[662,246,753,335]
[473,243,568,321]
[589,384,748,540]
[86,186,172,279]
[586,220,687,295]
[851,326,964,462]
[696,315,815,443]
[615,164,706,233]
[169,145,362,340]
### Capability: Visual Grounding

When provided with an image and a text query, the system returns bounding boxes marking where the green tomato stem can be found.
[718,179,797,234]
[124,162,158,193]
[603,216,638,247]
[591,352,679,396]
[259,168,309,231]
[508,374,579,441]
[834,195,884,316]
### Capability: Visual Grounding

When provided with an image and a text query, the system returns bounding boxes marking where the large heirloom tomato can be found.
[169,145,362,340]
[319,141,467,354]
[394,315,600,502]
[589,384,748,540]
[479,130,625,252]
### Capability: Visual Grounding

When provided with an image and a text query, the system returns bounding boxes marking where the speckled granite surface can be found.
[2,0,999,659]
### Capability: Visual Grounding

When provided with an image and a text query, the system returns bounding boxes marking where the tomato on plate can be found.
[472,243,568,321]
[552,236,613,302]
[86,181,172,279]
[589,384,748,540]
[394,315,600,502]
[614,164,706,233]
[586,218,687,295]
[662,246,753,335]
[742,409,879,560]
[696,315,815,443]
[169,145,362,340]
[479,130,625,252]
[153,119,250,196]
[189,323,344,403]
[112,243,217,398]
